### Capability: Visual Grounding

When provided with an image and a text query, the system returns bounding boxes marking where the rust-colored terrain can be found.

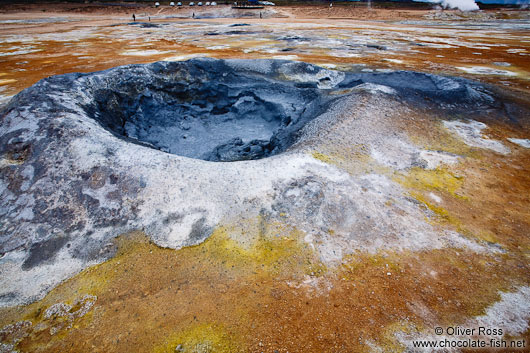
[0,3,529,353]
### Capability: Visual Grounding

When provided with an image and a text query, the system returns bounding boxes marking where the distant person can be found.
[192,12,195,18]
[149,16,151,21]
[329,3,332,8]
[260,12,262,19]
[132,14,136,21]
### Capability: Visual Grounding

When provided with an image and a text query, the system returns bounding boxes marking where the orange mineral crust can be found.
[0,4,529,353]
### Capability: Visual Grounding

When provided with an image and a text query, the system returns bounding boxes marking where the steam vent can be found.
[1,56,530,353]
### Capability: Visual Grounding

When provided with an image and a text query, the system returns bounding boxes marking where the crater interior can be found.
[82,59,330,161]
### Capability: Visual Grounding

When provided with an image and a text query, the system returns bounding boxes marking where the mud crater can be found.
[1,58,528,307]
[82,59,329,161]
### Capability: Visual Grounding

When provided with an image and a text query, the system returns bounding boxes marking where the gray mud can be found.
[81,59,329,162]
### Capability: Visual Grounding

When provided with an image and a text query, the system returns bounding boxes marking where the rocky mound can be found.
[0,58,514,306]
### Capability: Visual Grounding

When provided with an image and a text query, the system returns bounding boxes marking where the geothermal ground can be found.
[0,3,530,353]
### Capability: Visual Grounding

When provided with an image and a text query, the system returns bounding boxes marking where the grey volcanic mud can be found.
[82,60,331,162]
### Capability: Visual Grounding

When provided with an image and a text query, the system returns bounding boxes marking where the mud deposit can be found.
[81,60,330,161]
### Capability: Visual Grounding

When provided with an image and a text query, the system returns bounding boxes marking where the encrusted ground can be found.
[1,6,529,353]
